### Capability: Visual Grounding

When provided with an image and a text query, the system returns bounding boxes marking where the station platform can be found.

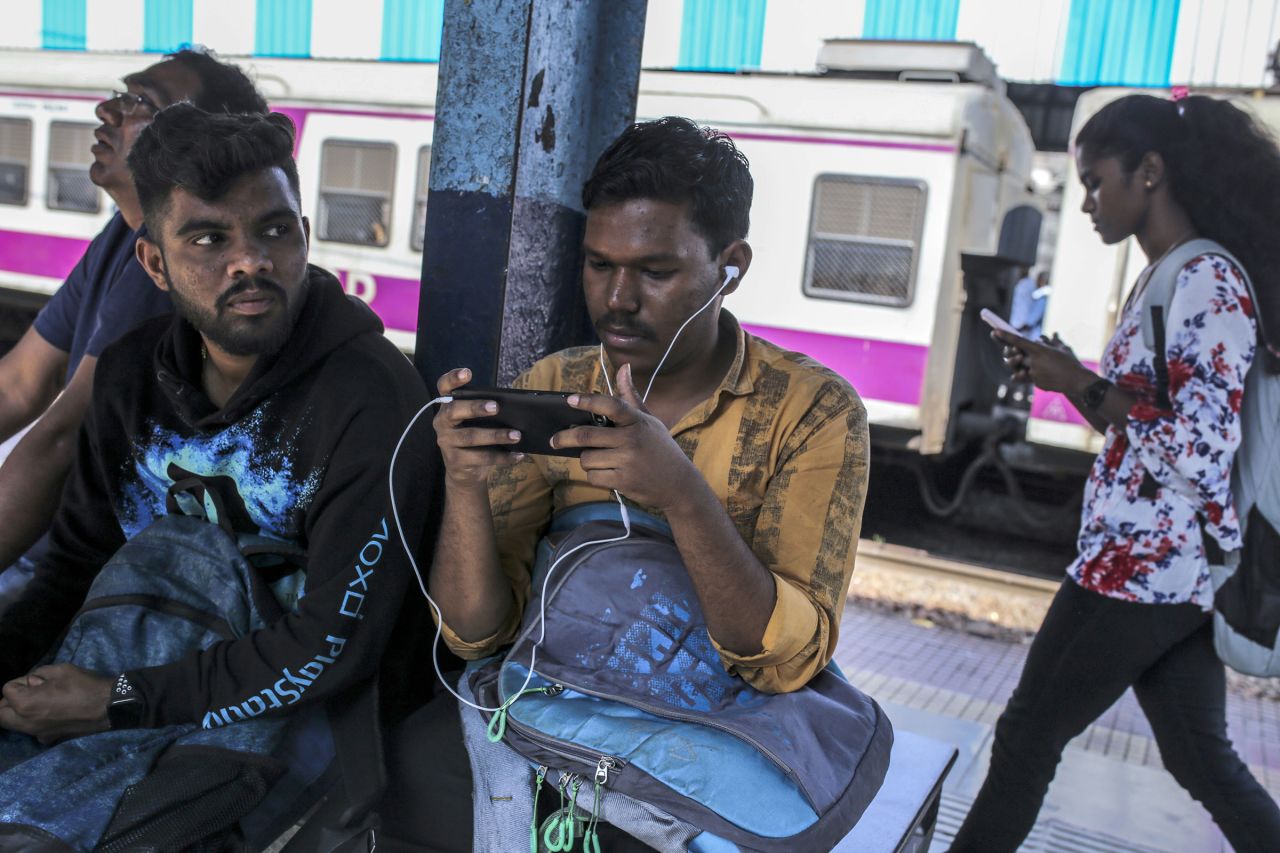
[834,600,1280,852]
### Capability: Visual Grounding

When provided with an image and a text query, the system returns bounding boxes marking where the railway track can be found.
[849,539,1060,633]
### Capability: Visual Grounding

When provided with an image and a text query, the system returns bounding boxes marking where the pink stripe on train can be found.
[0,229,91,280]
[742,322,928,406]
[0,231,1087,431]
[742,322,1090,427]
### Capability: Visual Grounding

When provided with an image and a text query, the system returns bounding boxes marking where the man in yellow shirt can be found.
[429,116,870,695]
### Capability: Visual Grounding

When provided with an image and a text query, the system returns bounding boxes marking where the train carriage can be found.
[0,41,1082,543]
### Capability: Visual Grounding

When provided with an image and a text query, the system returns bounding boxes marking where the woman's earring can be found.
[1145,180,1154,188]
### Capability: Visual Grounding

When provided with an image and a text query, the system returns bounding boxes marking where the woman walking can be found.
[950,93,1280,852]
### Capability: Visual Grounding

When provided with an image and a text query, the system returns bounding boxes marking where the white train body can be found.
[0,44,1049,462]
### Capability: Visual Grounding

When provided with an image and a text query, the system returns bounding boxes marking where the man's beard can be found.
[167,272,308,358]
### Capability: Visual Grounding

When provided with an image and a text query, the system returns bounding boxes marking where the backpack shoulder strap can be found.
[1138,239,1236,350]
[1139,240,1256,410]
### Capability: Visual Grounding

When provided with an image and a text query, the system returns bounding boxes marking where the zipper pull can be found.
[547,683,565,696]
[594,756,618,785]
[565,777,583,847]
[530,766,548,853]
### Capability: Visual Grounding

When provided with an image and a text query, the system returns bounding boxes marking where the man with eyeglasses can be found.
[0,49,266,612]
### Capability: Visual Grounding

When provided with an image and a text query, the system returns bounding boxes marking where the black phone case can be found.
[452,386,610,457]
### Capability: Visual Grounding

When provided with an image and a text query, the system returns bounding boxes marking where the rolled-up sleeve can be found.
[437,370,555,659]
[713,382,869,692]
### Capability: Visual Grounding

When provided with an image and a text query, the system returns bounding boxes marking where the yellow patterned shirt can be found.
[440,314,869,693]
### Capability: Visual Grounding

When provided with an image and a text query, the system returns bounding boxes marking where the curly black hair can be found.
[582,116,752,257]
[128,104,299,234]
[1077,93,1280,349]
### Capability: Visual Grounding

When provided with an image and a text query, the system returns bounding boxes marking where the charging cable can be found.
[389,264,740,713]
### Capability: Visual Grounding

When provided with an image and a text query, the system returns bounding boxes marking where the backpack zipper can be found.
[541,677,817,809]
[501,710,628,783]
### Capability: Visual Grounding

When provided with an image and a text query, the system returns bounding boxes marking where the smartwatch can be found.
[1082,378,1112,411]
[107,672,145,730]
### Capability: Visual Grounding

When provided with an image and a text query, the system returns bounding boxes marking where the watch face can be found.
[1085,379,1110,409]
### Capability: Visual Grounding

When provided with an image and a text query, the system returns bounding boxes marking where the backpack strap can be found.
[1140,238,1258,367]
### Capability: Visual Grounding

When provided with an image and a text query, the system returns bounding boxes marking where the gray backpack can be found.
[466,503,893,851]
[1140,238,1280,676]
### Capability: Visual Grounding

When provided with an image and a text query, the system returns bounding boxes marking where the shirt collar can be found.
[594,310,754,435]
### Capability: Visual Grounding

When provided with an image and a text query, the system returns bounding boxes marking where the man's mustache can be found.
[216,277,287,312]
[594,312,655,340]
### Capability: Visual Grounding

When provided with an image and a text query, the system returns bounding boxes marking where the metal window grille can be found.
[318,140,396,247]
[0,118,32,206]
[47,121,100,213]
[411,145,431,252]
[802,175,927,307]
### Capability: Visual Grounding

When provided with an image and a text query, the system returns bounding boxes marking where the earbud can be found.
[723,264,740,283]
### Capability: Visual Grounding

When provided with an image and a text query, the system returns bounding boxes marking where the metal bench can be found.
[834,729,958,853]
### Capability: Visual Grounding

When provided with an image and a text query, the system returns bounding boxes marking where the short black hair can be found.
[129,104,299,234]
[164,47,268,114]
[582,116,752,256]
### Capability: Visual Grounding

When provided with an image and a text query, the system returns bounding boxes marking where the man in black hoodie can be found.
[0,105,435,740]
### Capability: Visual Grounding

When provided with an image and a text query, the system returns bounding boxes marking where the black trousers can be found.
[950,579,1280,853]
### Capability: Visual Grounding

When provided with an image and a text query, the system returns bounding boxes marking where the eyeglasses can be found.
[108,89,160,116]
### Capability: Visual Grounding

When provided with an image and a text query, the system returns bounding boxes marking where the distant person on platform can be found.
[0,49,267,610]
[1009,269,1050,341]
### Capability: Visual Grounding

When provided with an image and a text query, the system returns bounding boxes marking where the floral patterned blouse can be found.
[1068,253,1257,608]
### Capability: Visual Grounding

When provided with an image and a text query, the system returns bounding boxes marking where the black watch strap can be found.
[1082,378,1113,410]
[107,672,144,730]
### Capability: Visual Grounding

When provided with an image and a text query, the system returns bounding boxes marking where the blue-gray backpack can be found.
[0,512,304,851]
[467,503,893,852]
[1140,238,1280,677]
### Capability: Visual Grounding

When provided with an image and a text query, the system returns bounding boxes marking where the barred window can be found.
[802,175,927,307]
[0,118,32,206]
[47,122,100,213]
[318,140,396,247]
[411,145,431,252]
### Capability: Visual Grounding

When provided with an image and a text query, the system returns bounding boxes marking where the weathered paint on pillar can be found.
[414,0,532,388]
[499,0,648,383]
[414,0,648,389]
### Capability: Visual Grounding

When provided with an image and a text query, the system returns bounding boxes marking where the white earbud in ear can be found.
[723,265,740,283]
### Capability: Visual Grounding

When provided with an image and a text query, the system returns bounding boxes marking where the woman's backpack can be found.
[465,503,893,852]
[1139,238,1280,677]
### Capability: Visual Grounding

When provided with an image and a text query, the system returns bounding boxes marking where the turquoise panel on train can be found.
[677,0,767,72]
[1059,0,1181,86]
[862,0,961,41]
[42,0,86,51]
[256,0,312,59]
[382,0,445,62]
[144,0,193,54]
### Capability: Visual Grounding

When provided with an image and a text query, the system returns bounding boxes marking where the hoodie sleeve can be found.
[127,349,438,728]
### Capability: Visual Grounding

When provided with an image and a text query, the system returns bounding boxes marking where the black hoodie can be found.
[0,267,440,727]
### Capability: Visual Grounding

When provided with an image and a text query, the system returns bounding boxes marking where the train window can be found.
[0,118,32,206]
[802,175,927,307]
[318,140,396,247]
[411,145,431,252]
[47,122,101,213]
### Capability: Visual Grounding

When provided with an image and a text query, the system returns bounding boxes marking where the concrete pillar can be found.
[414,0,648,389]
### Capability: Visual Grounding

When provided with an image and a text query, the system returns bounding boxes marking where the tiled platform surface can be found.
[833,602,1280,852]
